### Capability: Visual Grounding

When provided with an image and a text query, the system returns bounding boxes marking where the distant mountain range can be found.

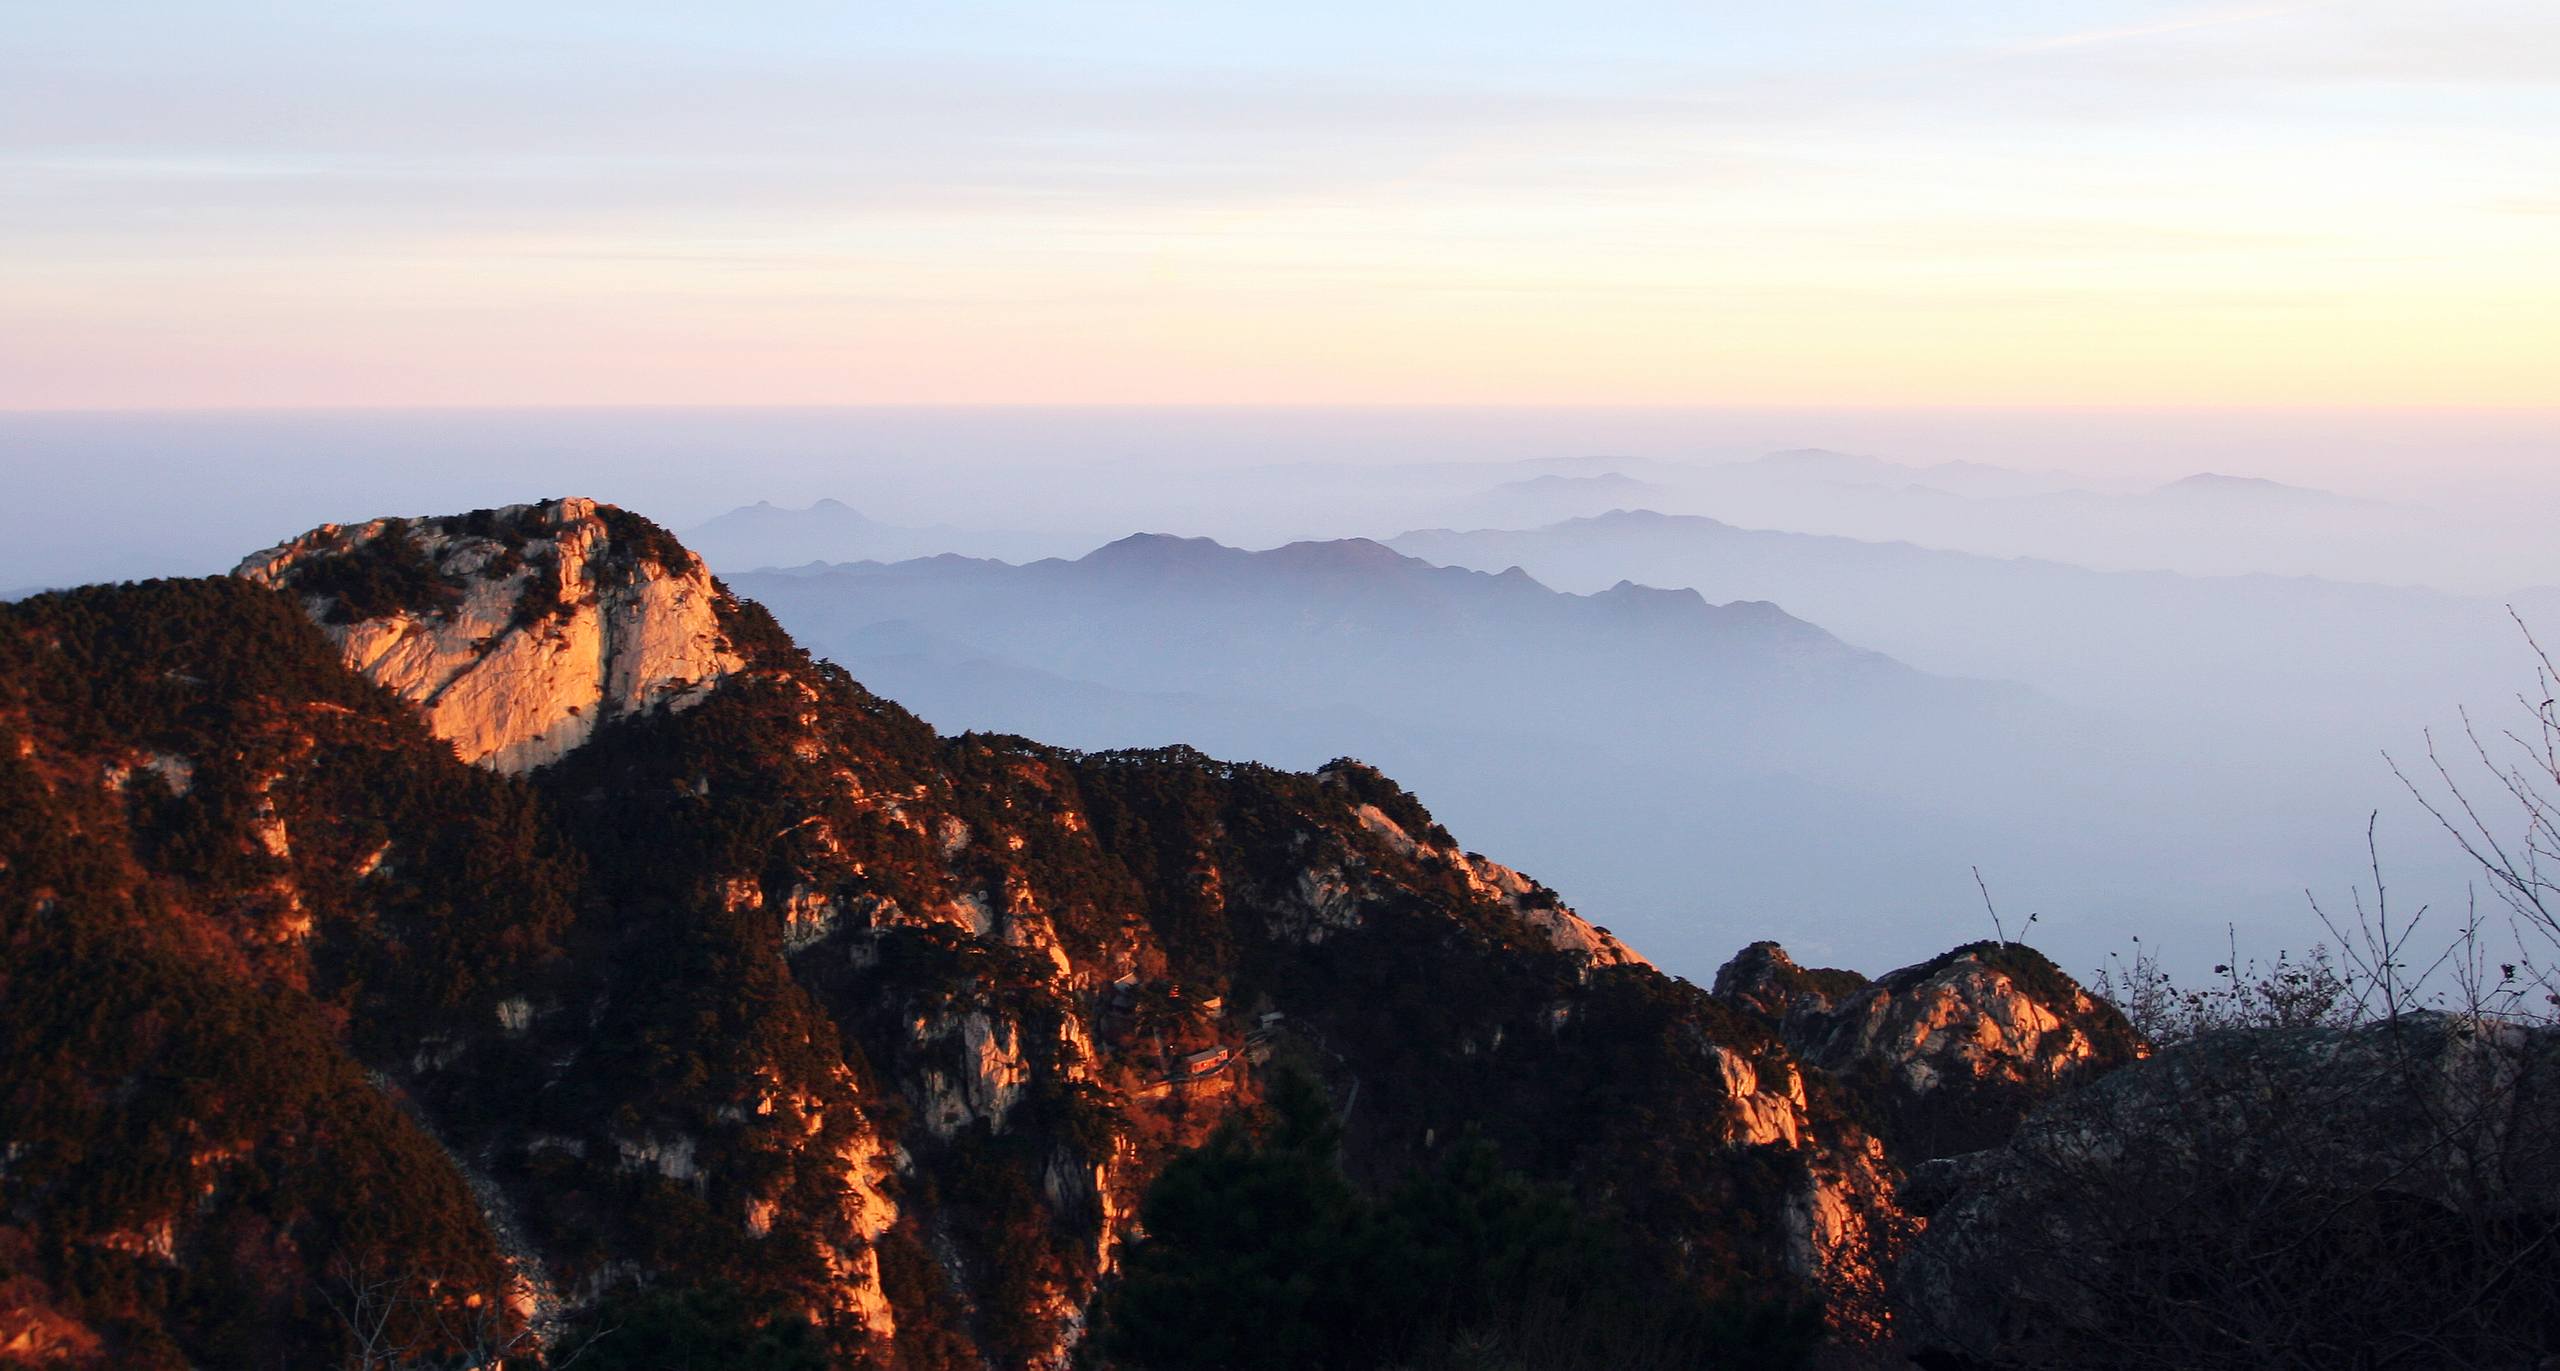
[731,536,2066,969]
[2147,471,2358,506]
[1493,472,1664,497]
[1234,448,2534,593]
[1390,509,2555,735]
[1597,453,2543,589]
[724,532,2466,977]
[1722,448,2086,499]
[1714,451,2357,508]
[681,498,1079,570]
[731,531,2003,779]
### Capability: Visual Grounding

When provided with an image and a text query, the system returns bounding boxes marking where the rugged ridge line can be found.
[0,499,2137,1369]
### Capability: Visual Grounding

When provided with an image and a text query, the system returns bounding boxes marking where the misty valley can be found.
[10,3,2558,1361]
[5,440,2557,1368]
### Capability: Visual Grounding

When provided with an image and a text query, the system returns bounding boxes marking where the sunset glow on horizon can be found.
[6,0,2556,410]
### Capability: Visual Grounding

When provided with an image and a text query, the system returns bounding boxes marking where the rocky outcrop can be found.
[3,502,2162,1371]
[1719,940,2141,1162]
[1899,1014,2560,1370]
[1698,940,2139,1342]
[1712,940,1869,1023]
[913,1009,1031,1137]
[1331,769,1647,970]
[235,498,742,772]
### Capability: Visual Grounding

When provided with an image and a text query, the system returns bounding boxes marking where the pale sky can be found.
[5,1,2557,408]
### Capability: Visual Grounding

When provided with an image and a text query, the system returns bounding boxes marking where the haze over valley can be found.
[5,406,2548,982]
[12,3,2560,1363]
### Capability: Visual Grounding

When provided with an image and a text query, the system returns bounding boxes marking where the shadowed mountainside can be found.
[0,499,2137,1369]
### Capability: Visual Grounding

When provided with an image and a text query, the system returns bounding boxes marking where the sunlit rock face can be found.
[1704,941,2138,1344]
[235,498,742,772]
[912,1008,1031,1137]
[1332,773,1648,971]
[1713,940,1868,1024]
[1718,940,2142,1163]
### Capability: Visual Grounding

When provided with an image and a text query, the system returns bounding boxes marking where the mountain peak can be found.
[1597,578,1709,611]
[2153,472,2338,503]
[1079,533,1425,578]
[1570,508,1735,532]
[1079,530,1240,569]
[1262,537,1415,572]
[236,497,743,773]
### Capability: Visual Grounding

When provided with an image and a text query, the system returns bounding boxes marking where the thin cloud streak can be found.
[1999,1,2348,55]
[3,0,2554,408]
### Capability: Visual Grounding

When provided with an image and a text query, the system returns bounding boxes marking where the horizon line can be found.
[8,400,2559,417]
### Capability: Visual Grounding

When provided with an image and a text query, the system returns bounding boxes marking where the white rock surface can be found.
[235,498,743,773]
[1347,789,1646,969]
[914,1009,1032,1136]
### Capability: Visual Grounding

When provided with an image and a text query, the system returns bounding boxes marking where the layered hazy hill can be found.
[0,498,2138,1369]
[1390,509,2558,735]
[731,531,1992,759]
[1435,472,1678,529]
[662,441,2553,602]
[1395,450,2550,593]
[681,499,1076,572]
[6,407,2553,600]
[1718,448,2082,499]
[723,534,2442,980]
[729,535,2064,978]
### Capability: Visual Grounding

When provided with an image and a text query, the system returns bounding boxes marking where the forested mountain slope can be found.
[0,500,2131,1368]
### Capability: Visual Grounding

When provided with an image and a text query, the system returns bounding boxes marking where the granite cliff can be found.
[234,498,742,773]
